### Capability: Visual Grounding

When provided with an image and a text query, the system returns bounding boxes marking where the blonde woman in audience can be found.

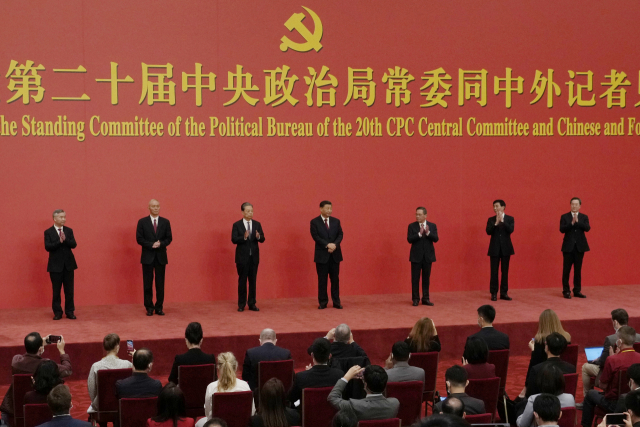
[405,317,441,352]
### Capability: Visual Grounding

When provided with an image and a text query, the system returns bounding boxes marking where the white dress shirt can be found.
[418,221,430,236]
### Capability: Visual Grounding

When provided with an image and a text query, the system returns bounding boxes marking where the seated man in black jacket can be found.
[434,365,485,415]
[323,324,369,361]
[525,332,576,398]
[116,349,162,399]
[168,322,215,384]
[242,328,292,391]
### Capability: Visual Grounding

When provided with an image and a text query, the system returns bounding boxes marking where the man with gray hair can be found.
[242,328,292,390]
[45,209,78,320]
[231,202,265,312]
[323,324,369,361]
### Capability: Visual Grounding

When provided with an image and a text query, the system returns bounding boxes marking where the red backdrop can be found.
[1,0,639,309]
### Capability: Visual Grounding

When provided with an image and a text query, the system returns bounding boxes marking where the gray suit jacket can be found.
[328,379,399,420]
[597,333,640,368]
[385,362,425,391]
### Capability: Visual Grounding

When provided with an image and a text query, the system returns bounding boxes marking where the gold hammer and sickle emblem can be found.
[280,6,323,52]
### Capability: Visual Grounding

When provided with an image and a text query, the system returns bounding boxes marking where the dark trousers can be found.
[237,257,258,308]
[581,389,616,427]
[490,255,510,295]
[142,258,165,311]
[316,257,340,307]
[562,246,585,295]
[411,259,432,302]
[50,268,75,316]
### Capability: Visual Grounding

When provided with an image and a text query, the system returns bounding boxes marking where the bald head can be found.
[260,329,276,344]
[148,199,160,217]
[335,324,351,343]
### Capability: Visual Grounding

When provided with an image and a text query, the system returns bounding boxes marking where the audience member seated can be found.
[37,384,92,427]
[521,309,571,398]
[462,337,496,379]
[87,333,133,413]
[532,394,563,427]
[288,337,344,408]
[198,352,255,427]
[581,326,640,427]
[328,365,399,420]
[417,413,471,427]
[614,363,640,412]
[441,397,465,418]
[116,348,162,399]
[0,332,71,426]
[321,324,369,361]
[147,384,194,427]
[24,360,64,405]
[606,390,640,427]
[168,322,216,385]
[465,304,510,351]
[525,332,576,398]
[250,378,301,427]
[202,418,227,427]
[434,365,485,415]
[242,328,292,391]
[405,317,441,352]
[517,365,575,427]
[384,341,425,389]
[332,409,358,427]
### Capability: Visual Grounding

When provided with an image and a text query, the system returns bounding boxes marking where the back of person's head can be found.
[392,341,410,362]
[24,332,43,354]
[258,378,288,427]
[445,365,468,388]
[132,348,153,371]
[217,352,238,391]
[309,337,331,364]
[153,384,186,424]
[535,309,571,343]
[47,384,72,416]
[442,397,465,417]
[33,360,63,395]
[618,326,637,346]
[332,408,358,427]
[537,365,566,396]
[612,308,630,326]
[363,365,387,394]
[408,317,436,352]
[545,332,568,356]
[628,364,640,387]
[203,418,228,427]
[260,328,276,343]
[334,324,351,343]
[477,305,496,323]
[464,337,489,364]
[103,333,120,352]
[625,389,640,419]
[185,322,203,345]
[419,413,471,427]
[533,393,561,423]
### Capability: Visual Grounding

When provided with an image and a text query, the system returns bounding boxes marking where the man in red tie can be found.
[136,199,173,316]
[310,201,344,309]
[407,207,439,306]
[45,209,78,320]
[560,197,590,299]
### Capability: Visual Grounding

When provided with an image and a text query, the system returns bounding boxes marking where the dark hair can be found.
[25,332,43,354]
[442,397,465,417]
[492,199,506,207]
[445,365,468,388]
[611,308,629,326]
[545,332,568,356]
[47,384,72,416]
[320,200,332,208]
[618,326,637,346]
[537,365,565,396]
[416,207,427,215]
[33,360,63,395]
[392,341,410,362]
[418,413,471,427]
[363,365,388,394]
[152,384,187,427]
[628,364,640,385]
[570,197,582,205]
[477,305,496,323]
[310,338,331,364]
[463,337,489,364]
[133,348,153,370]
[625,389,640,418]
[258,378,289,427]
[332,408,358,427]
[103,333,120,352]
[204,419,228,427]
[533,393,561,422]
[241,202,253,212]
[185,322,203,345]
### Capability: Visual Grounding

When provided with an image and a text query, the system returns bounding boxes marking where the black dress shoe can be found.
[249,306,260,312]
[53,314,62,320]
[500,294,512,301]
[412,301,419,306]
[333,304,343,309]
[318,305,327,309]
[563,293,572,299]
[574,292,587,298]
[146,310,154,316]
[491,294,497,301]
[237,307,245,312]
[66,313,76,319]
[155,310,165,316]
[422,300,434,306]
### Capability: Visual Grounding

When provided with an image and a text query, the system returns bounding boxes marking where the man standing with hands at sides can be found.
[486,200,514,301]
[560,197,590,299]
[136,199,172,316]
[408,207,438,306]
[310,201,343,309]
[231,202,265,312]
[45,209,78,320]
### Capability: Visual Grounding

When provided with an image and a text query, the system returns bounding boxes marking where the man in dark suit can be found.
[231,202,265,312]
[136,199,172,316]
[560,197,590,299]
[168,322,216,384]
[38,385,92,427]
[116,349,162,399]
[242,329,292,391]
[321,324,370,361]
[45,209,78,320]
[465,305,510,351]
[486,199,514,301]
[407,206,439,306]
[525,333,576,397]
[310,200,343,309]
[434,366,486,415]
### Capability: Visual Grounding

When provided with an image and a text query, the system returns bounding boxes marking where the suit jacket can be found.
[596,333,640,368]
[310,216,343,264]
[288,364,345,406]
[466,327,510,351]
[115,373,162,398]
[560,212,590,252]
[242,343,292,390]
[434,392,486,415]
[486,215,515,256]
[407,222,439,263]
[328,379,399,420]
[136,216,172,265]
[45,226,78,272]
[385,362,425,391]
[525,357,576,397]
[231,219,265,264]
[168,348,216,385]
[36,415,92,427]
[329,342,369,361]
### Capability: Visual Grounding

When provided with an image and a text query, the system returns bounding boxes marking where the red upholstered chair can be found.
[258,360,294,406]
[465,413,493,424]
[561,344,579,367]
[385,381,423,425]
[23,403,52,427]
[302,386,336,427]
[90,368,133,426]
[634,343,640,352]
[13,373,33,427]
[357,419,401,427]
[408,352,439,404]
[179,364,216,418]
[559,407,576,427]
[465,377,501,422]
[212,390,253,427]
[487,349,510,419]
[593,368,629,427]
[564,373,578,396]
[119,397,158,427]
